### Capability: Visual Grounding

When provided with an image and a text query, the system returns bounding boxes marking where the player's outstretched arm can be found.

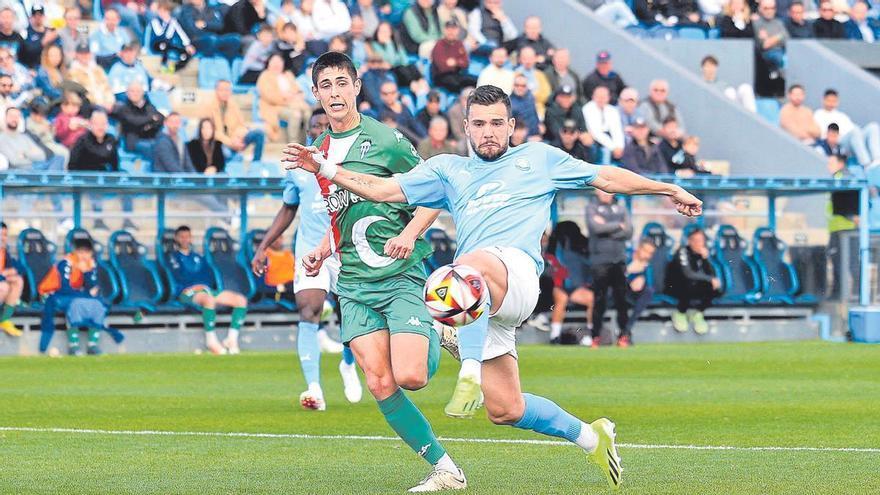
[591,165,703,217]
[282,143,406,203]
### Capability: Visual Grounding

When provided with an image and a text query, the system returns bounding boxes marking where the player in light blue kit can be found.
[284,85,702,490]
[253,110,362,411]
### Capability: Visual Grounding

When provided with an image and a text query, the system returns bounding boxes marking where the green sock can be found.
[87,328,100,346]
[202,308,217,332]
[67,328,80,347]
[230,307,247,330]
[0,303,14,322]
[427,328,440,380]
[377,388,446,464]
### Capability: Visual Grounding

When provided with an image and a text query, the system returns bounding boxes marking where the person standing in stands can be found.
[586,190,633,348]
[169,226,249,355]
[0,222,23,337]
[581,50,626,106]
[621,240,656,347]
[665,227,720,334]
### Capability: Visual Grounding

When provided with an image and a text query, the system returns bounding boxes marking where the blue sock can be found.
[342,345,355,365]
[458,300,490,363]
[297,321,321,386]
[512,393,582,443]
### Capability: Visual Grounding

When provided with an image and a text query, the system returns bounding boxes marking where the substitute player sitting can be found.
[0,222,24,337]
[283,84,703,491]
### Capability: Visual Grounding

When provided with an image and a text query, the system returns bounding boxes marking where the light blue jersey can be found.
[283,168,331,256]
[396,142,601,273]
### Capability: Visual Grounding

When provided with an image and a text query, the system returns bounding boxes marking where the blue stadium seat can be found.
[677,27,707,39]
[707,28,721,39]
[203,227,256,300]
[752,227,816,304]
[198,57,232,90]
[712,225,762,304]
[639,222,676,304]
[17,228,57,304]
[155,229,182,302]
[109,230,165,312]
[650,26,679,40]
[424,228,456,272]
[64,228,121,305]
[756,98,781,126]
[625,25,650,39]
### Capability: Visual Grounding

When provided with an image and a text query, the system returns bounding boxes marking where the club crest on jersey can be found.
[359,140,372,159]
[393,130,404,142]
[515,158,530,171]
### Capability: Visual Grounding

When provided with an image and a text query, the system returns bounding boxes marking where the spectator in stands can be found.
[583,85,625,164]
[815,123,844,157]
[586,190,632,348]
[754,0,789,77]
[700,55,757,113]
[657,116,684,168]
[430,20,477,94]
[418,116,459,158]
[188,118,227,174]
[639,79,687,137]
[149,1,196,71]
[634,0,690,27]
[814,88,880,167]
[0,47,33,100]
[551,118,596,162]
[312,0,353,40]
[34,44,65,102]
[54,92,88,148]
[169,225,249,355]
[328,34,349,54]
[622,239,656,346]
[513,46,551,117]
[0,107,64,173]
[225,0,268,46]
[437,0,469,42]
[402,0,441,58]
[446,86,473,143]
[618,87,643,138]
[543,48,583,103]
[152,112,195,174]
[589,0,640,28]
[257,53,311,144]
[582,50,626,106]
[468,0,518,56]
[844,1,878,42]
[288,0,328,54]
[671,135,713,175]
[111,81,165,156]
[108,42,150,98]
[0,74,13,128]
[105,0,148,46]
[665,227,720,334]
[374,80,426,139]
[371,21,425,89]
[510,119,529,146]
[275,23,308,75]
[354,0,380,38]
[0,7,22,55]
[359,54,396,111]
[507,15,554,69]
[813,0,845,38]
[239,24,275,84]
[719,0,754,38]
[510,74,541,140]
[784,1,814,39]
[69,43,115,111]
[698,0,727,20]
[209,80,266,162]
[89,8,129,70]
[346,15,369,67]
[181,0,242,63]
[547,221,595,344]
[25,97,69,168]
[68,110,120,175]
[57,7,85,58]
[0,222,23,337]
[19,6,58,70]
[780,84,820,144]
[544,84,590,144]
[477,46,515,94]
[415,90,449,131]
[622,117,668,175]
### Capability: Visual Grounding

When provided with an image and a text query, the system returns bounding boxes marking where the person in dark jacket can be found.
[622,117,668,175]
[551,119,597,163]
[784,1,813,39]
[152,112,195,173]
[586,190,633,348]
[223,0,268,43]
[813,0,845,39]
[110,81,165,156]
[581,50,626,106]
[509,74,540,139]
[414,90,451,132]
[664,227,721,334]
[505,15,554,69]
[844,1,879,42]
[543,84,587,143]
[187,118,226,174]
[718,0,755,38]
[179,0,241,61]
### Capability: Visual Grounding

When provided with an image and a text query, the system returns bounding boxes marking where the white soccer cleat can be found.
[339,360,363,403]
[222,336,240,355]
[299,384,326,411]
[407,467,467,492]
[205,335,227,355]
[317,330,344,354]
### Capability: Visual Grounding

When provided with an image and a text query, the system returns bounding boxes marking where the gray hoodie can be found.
[586,198,633,265]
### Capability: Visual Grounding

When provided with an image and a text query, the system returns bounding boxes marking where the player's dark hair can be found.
[311,51,358,87]
[0,222,7,230]
[73,238,94,251]
[466,85,511,118]
[175,225,191,235]
[827,123,840,133]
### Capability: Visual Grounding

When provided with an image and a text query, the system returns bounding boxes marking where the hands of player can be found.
[251,247,267,276]
[384,234,415,260]
[303,245,331,277]
[671,186,703,217]
[282,143,321,173]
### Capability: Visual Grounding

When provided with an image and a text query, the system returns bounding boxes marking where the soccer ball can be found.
[423,264,488,327]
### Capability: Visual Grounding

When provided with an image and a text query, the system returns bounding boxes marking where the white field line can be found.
[1,426,879,454]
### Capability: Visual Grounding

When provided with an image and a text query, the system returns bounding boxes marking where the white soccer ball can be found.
[423,264,489,327]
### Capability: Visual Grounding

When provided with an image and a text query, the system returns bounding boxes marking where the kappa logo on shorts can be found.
[407,317,422,327]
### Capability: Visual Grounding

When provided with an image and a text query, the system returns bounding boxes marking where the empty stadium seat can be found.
[64,228,121,304]
[155,229,182,302]
[625,25,650,38]
[677,27,706,39]
[639,222,676,304]
[752,227,816,304]
[17,228,57,304]
[109,230,165,311]
[650,26,679,40]
[424,228,456,272]
[713,225,762,304]
[198,57,232,90]
[203,227,256,299]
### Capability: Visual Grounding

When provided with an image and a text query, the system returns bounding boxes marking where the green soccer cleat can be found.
[589,418,622,490]
[671,310,689,333]
[444,375,482,419]
[691,311,709,335]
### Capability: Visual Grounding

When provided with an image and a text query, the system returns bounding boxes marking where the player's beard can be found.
[470,136,508,161]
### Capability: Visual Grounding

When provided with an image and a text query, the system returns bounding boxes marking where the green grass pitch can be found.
[1,341,879,494]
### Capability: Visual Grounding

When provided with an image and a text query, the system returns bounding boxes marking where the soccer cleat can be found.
[222,336,240,355]
[0,320,22,337]
[691,311,709,335]
[671,311,689,333]
[407,467,467,492]
[589,418,622,490]
[526,313,551,332]
[299,386,326,411]
[206,341,227,355]
[317,331,344,354]
[617,335,630,348]
[437,323,460,361]
[68,344,81,356]
[444,375,481,418]
[339,360,363,403]
[86,345,102,356]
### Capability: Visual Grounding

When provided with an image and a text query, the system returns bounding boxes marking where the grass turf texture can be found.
[1,341,878,494]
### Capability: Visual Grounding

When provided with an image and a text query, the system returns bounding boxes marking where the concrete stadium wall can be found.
[816,40,880,73]
[504,0,826,177]
[644,39,754,88]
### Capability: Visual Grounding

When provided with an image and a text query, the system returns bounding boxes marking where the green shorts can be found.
[178,286,218,306]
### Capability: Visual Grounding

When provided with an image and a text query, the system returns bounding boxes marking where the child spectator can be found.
[54,92,89,148]
[149,0,196,71]
[671,136,713,176]
[239,24,275,84]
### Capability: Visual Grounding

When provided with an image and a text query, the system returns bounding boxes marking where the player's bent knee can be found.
[485,396,526,425]
[393,369,428,391]
[365,372,398,399]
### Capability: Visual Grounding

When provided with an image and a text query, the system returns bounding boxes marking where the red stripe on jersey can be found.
[315,136,342,250]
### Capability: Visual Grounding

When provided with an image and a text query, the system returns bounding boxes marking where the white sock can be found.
[308,382,323,395]
[227,328,240,342]
[434,453,457,472]
[458,358,481,383]
[550,323,562,339]
[574,421,599,452]
[205,331,220,346]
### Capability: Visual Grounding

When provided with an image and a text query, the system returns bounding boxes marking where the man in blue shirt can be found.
[283,84,702,491]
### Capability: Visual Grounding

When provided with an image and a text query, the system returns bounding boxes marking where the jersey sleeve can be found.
[545,143,602,190]
[282,174,301,206]
[395,158,449,210]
